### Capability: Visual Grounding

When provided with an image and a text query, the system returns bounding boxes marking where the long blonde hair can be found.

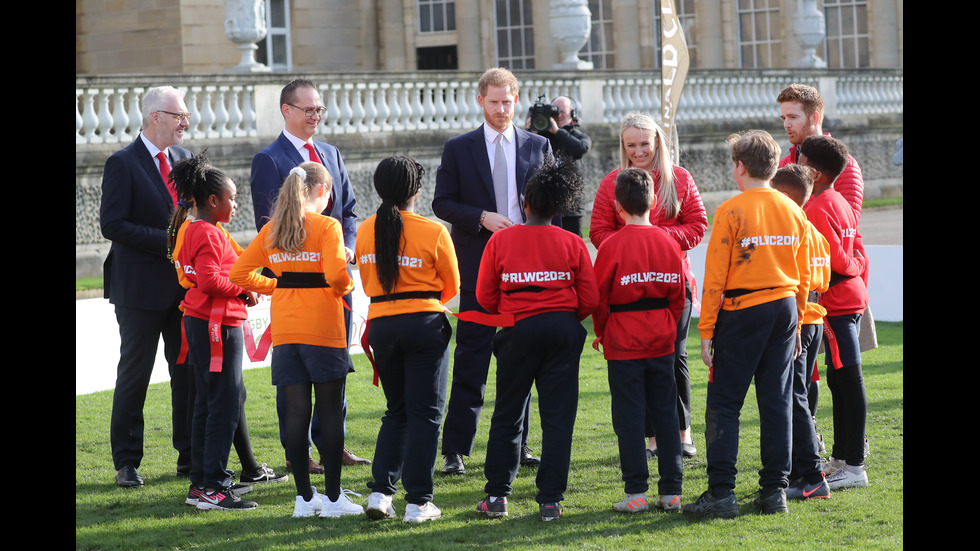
[267,162,332,253]
[619,112,679,220]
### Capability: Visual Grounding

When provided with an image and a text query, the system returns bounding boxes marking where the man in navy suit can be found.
[432,68,552,475]
[249,79,370,469]
[101,86,193,487]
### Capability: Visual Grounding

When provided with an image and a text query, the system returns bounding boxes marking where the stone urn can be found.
[225,0,271,73]
[793,0,827,68]
[550,0,594,70]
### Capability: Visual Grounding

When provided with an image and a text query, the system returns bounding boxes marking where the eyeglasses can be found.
[287,104,327,118]
[157,110,191,123]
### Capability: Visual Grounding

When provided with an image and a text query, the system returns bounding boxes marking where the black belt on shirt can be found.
[725,287,776,298]
[609,297,669,313]
[278,272,330,288]
[503,285,546,295]
[371,291,441,303]
[828,272,853,287]
[807,291,819,304]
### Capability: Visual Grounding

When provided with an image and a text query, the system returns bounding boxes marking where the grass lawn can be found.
[76,320,903,550]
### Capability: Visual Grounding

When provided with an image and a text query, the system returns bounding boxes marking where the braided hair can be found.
[167,150,226,259]
[372,156,425,295]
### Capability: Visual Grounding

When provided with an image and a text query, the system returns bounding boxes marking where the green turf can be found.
[76,320,903,550]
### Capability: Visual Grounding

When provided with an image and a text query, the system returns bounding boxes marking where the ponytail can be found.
[268,162,331,253]
[372,156,424,295]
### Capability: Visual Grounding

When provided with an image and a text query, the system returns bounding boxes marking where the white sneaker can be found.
[366,492,396,520]
[826,464,868,490]
[403,501,442,523]
[823,456,844,477]
[613,493,649,513]
[293,487,324,518]
[319,489,364,518]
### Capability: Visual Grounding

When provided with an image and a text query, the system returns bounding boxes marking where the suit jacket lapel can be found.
[514,128,532,196]
[134,135,173,208]
[276,132,306,168]
[469,125,495,201]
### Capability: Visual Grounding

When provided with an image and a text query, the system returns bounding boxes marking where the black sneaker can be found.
[240,463,288,484]
[476,496,508,518]
[753,488,788,514]
[682,491,739,519]
[785,477,830,500]
[197,488,258,511]
[230,482,254,496]
[185,484,204,506]
[539,502,563,521]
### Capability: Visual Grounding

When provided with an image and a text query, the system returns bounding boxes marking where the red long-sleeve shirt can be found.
[476,224,598,323]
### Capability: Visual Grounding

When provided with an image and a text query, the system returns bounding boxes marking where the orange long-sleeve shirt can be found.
[698,187,809,339]
[802,221,830,325]
[230,212,352,348]
[355,211,460,319]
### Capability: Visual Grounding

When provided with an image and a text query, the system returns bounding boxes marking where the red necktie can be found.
[156,152,177,206]
[304,143,333,211]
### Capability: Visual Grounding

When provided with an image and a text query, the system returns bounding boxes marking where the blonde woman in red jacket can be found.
[589,112,707,458]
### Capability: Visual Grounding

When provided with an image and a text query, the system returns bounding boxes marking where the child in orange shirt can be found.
[771,164,832,500]
[231,162,361,518]
[686,131,809,518]
[356,156,460,523]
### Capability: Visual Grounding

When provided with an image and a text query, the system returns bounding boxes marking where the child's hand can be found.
[345,247,356,264]
[700,338,713,368]
[244,291,259,307]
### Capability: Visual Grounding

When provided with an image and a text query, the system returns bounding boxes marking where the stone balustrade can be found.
[76,69,903,145]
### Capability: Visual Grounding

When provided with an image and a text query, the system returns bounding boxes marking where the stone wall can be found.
[76,114,903,278]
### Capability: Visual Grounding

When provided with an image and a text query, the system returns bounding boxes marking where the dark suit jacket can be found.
[432,124,552,292]
[100,135,191,310]
[250,132,357,249]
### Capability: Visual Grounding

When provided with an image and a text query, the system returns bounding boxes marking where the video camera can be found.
[528,94,559,133]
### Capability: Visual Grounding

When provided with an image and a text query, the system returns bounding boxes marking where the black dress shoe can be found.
[115,465,144,488]
[520,445,540,467]
[442,453,465,475]
[176,464,191,477]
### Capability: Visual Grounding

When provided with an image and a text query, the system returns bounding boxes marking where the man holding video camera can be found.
[525,95,592,236]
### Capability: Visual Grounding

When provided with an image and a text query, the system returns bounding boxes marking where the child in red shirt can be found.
[170,153,259,511]
[474,160,598,522]
[593,167,686,513]
[798,135,870,491]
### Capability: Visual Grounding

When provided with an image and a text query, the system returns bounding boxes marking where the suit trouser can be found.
[610,356,683,496]
[367,312,452,505]
[185,316,243,490]
[442,291,530,456]
[110,301,189,470]
[705,298,795,493]
[483,312,585,504]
